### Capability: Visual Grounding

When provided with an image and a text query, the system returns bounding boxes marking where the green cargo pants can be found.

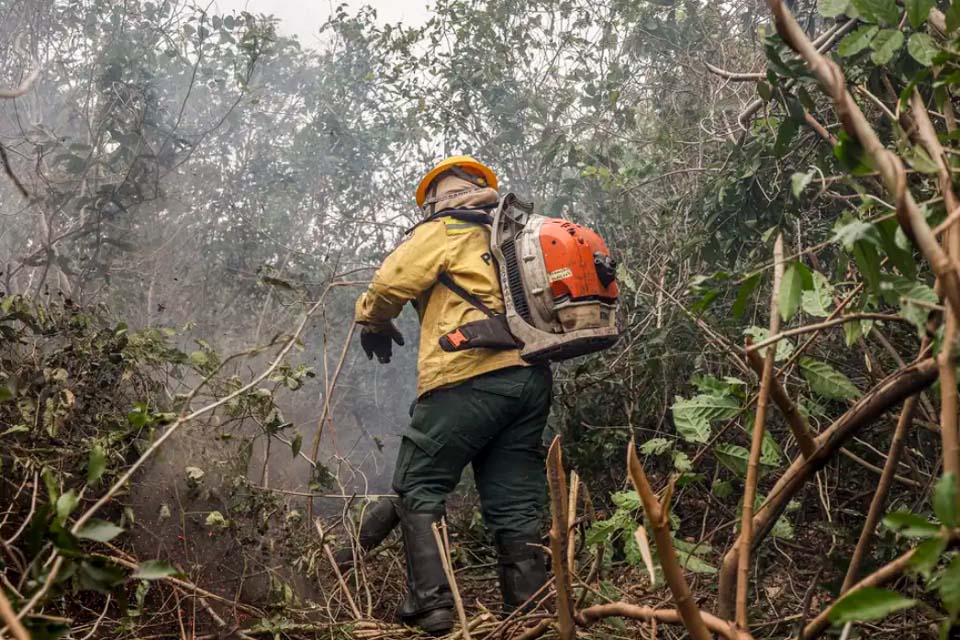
[392,365,552,540]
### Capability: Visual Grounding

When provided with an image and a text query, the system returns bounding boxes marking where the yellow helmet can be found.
[415,155,498,208]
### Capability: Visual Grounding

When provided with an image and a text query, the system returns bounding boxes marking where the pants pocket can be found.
[391,423,446,494]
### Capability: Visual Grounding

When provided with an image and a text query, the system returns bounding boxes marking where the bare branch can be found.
[626,441,715,640]
[736,234,783,628]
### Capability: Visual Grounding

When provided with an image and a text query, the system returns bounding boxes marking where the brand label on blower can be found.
[548,267,573,282]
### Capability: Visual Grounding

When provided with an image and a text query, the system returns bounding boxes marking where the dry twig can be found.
[545,437,575,640]
[626,440,714,640]
[736,234,784,628]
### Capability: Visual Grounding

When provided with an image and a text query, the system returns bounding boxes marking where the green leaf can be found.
[79,559,126,594]
[76,519,125,542]
[132,559,180,580]
[672,450,693,473]
[775,117,799,157]
[616,263,636,291]
[906,0,936,27]
[853,240,882,294]
[839,25,879,56]
[0,386,13,403]
[772,513,795,540]
[934,473,958,528]
[802,271,834,318]
[833,220,881,250]
[907,32,938,66]
[870,29,904,65]
[799,357,861,401]
[829,587,916,623]
[905,145,940,174]
[1,424,29,436]
[712,479,733,498]
[291,433,302,458]
[611,490,641,511]
[757,81,772,101]
[947,1,960,32]
[639,438,673,456]
[676,549,717,574]
[819,0,851,17]
[851,0,900,24]
[671,394,739,443]
[761,431,783,467]
[87,444,106,486]
[877,218,917,279]
[732,273,760,320]
[791,171,814,198]
[941,555,960,616]
[56,490,78,526]
[715,443,751,477]
[744,326,795,361]
[910,535,947,578]
[883,510,940,537]
[674,414,710,444]
[890,277,938,336]
[673,538,717,574]
[780,262,805,321]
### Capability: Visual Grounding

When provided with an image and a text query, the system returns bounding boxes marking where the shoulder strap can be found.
[437,272,497,318]
[442,209,494,225]
[405,206,495,235]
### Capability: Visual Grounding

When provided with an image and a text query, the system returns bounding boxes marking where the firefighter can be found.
[354,156,552,635]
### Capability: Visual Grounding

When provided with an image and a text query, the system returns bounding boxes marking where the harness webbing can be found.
[436,272,497,319]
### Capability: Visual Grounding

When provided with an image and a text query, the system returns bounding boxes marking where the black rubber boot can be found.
[496,534,547,615]
[397,509,454,636]
[333,497,401,572]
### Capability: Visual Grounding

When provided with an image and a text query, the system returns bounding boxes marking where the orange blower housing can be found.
[490,194,620,362]
[539,220,619,303]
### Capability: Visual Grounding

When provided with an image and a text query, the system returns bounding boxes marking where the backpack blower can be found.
[437,194,620,362]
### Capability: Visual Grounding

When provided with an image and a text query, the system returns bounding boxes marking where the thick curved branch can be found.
[717,357,939,617]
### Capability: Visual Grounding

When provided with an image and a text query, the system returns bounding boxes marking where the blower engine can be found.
[490,194,620,362]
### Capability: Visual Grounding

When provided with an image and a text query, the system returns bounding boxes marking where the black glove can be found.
[360,322,404,364]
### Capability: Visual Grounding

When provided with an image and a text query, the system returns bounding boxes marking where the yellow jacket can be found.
[355,201,526,397]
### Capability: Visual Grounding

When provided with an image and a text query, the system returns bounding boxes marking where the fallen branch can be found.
[579,603,753,640]
[626,440,714,640]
